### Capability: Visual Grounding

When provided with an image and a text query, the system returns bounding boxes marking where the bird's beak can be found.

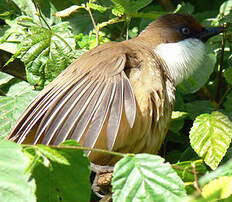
[198,27,225,42]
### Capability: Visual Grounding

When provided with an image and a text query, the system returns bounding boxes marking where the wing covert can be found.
[8,44,137,151]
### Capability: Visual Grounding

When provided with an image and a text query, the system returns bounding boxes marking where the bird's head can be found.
[138,14,224,84]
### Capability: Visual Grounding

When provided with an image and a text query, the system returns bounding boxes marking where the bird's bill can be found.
[198,27,225,42]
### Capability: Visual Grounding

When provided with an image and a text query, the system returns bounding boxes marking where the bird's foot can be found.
[91,163,114,200]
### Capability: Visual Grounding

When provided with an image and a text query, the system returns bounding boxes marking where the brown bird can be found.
[8,14,224,166]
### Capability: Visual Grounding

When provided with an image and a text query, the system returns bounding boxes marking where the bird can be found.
[7,14,224,166]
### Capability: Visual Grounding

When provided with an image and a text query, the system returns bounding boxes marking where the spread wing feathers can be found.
[122,71,136,128]
[8,49,136,151]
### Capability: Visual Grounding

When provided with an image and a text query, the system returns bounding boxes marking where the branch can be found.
[216,31,226,101]
[199,86,218,108]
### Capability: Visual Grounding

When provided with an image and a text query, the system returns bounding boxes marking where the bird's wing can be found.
[8,43,136,150]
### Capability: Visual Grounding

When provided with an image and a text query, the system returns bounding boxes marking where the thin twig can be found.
[119,21,127,40]
[172,165,199,175]
[85,1,99,46]
[33,0,51,30]
[191,163,202,195]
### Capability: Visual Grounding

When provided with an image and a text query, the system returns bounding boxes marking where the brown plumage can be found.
[8,14,224,165]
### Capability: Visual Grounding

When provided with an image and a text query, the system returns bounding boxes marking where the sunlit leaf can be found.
[0,140,36,202]
[190,111,232,170]
[171,111,188,120]
[87,3,108,13]
[199,159,232,186]
[28,140,91,202]
[9,20,76,88]
[110,0,152,16]
[112,154,186,202]
[220,0,232,16]
[0,71,13,86]
[55,5,82,17]
[0,75,38,139]
[10,0,60,26]
[202,176,232,200]
[37,145,70,165]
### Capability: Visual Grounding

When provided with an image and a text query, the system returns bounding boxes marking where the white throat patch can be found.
[155,38,206,85]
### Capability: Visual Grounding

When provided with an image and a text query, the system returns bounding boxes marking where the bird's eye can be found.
[180,26,191,35]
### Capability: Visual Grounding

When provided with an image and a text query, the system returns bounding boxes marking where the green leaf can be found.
[66,10,106,34]
[0,71,13,86]
[220,0,232,16]
[30,140,91,202]
[0,140,36,202]
[10,0,60,26]
[169,111,188,133]
[224,67,232,84]
[177,53,216,94]
[174,3,195,15]
[76,31,110,50]
[224,92,232,113]
[199,158,232,186]
[112,154,187,202]
[37,145,70,165]
[0,0,20,19]
[110,0,152,16]
[179,147,199,162]
[0,76,38,139]
[112,3,125,16]
[190,111,232,170]
[130,0,153,13]
[0,18,27,54]
[184,100,215,120]
[202,176,232,200]
[171,111,188,120]
[87,3,108,13]
[11,21,75,88]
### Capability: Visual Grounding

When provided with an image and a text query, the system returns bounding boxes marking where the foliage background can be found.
[0,0,232,201]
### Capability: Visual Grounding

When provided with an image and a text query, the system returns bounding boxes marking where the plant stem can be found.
[216,31,226,101]
[172,165,199,174]
[22,144,126,157]
[86,1,98,46]
[33,0,51,30]
[200,86,218,108]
